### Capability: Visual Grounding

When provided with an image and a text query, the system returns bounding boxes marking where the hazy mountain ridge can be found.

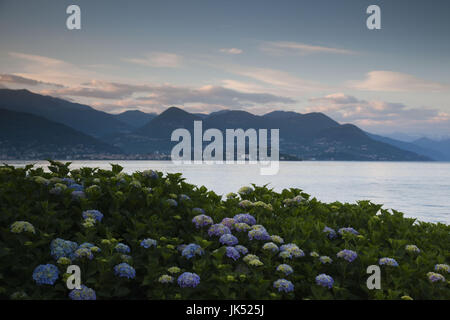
[0,89,444,161]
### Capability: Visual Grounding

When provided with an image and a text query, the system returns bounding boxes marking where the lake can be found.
[5,160,450,224]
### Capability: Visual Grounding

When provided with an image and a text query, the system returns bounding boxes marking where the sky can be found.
[0,0,449,138]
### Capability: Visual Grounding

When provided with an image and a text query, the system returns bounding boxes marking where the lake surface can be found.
[6,160,450,224]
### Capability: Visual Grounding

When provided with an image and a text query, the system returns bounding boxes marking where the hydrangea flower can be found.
[238,186,253,195]
[434,264,449,273]
[177,272,200,288]
[253,201,273,211]
[243,254,259,263]
[50,183,67,195]
[68,285,96,300]
[158,274,174,284]
[142,170,158,179]
[315,274,334,289]
[379,257,399,267]
[233,222,251,232]
[68,183,84,192]
[248,228,271,241]
[192,214,214,228]
[279,251,292,259]
[179,194,191,201]
[219,234,238,246]
[82,210,103,222]
[225,246,241,261]
[78,242,94,249]
[405,244,420,254]
[82,217,95,228]
[273,279,294,293]
[32,264,59,285]
[234,245,248,255]
[34,176,50,186]
[337,249,358,262]
[62,177,76,185]
[192,207,205,215]
[276,264,293,276]
[57,257,72,265]
[90,246,101,253]
[140,238,157,249]
[208,224,231,237]
[248,259,264,266]
[323,226,337,239]
[319,256,333,264]
[220,218,235,229]
[262,242,279,253]
[177,244,187,252]
[168,266,181,274]
[427,272,446,283]
[238,200,253,209]
[10,221,36,234]
[233,213,256,226]
[181,244,204,259]
[50,238,78,260]
[74,248,94,260]
[71,191,85,200]
[115,243,131,254]
[114,263,136,279]
[130,180,142,188]
[280,244,305,258]
[310,251,319,258]
[338,227,359,236]
[166,199,178,207]
[271,235,284,244]
[121,254,132,262]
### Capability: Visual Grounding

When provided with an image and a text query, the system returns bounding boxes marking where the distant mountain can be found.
[368,133,447,161]
[0,109,122,159]
[412,138,450,160]
[107,107,429,160]
[0,89,131,137]
[112,110,157,129]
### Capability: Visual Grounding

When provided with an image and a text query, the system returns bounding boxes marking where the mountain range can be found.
[0,88,448,161]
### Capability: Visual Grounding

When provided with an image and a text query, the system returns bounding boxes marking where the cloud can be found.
[349,71,449,92]
[306,93,450,135]
[0,73,64,87]
[123,52,182,68]
[261,41,357,56]
[219,48,243,55]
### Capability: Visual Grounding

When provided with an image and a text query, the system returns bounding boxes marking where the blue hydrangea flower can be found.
[315,274,334,289]
[62,178,76,185]
[323,226,337,239]
[273,279,294,293]
[208,224,231,237]
[71,191,85,200]
[276,264,293,276]
[220,218,235,229]
[319,256,333,264]
[248,228,271,241]
[192,207,205,215]
[427,272,445,283]
[114,263,136,279]
[32,264,59,285]
[233,213,256,226]
[262,242,279,252]
[219,234,238,246]
[82,210,103,222]
[338,227,359,236]
[225,246,241,261]
[337,249,358,262]
[234,245,248,255]
[140,238,157,249]
[182,243,204,259]
[68,183,84,192]
[192,214,214,228]
[142,170,158,179]
[179,194,191,201]
[434,264,449,273]
[115,243,131,254]
[68,285,96,300]
[78,242,94,249]
[74,248,94,260]
[166,199,178,207]
[50,238,78,260]
[279,243,305,258]
[233,222,251,232]
[379,257,399,267]
[177,272,200,288]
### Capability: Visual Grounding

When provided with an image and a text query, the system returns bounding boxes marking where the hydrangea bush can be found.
[0,161,448,300]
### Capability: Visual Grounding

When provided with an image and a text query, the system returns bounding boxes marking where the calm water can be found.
[6,160,450,224]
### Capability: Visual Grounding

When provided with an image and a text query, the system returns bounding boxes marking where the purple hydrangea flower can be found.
[273,279,294,293]
[177,272,200,288]
[182,243,204,259]
[219,234,238,246]
[208,224,231,237]
[233,213,256,226]
[192,214,214,228]
[337,249,358,262]
[225,246,241,261]
[315,274,334,289]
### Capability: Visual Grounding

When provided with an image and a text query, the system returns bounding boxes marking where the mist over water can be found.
[8,160,450,224]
